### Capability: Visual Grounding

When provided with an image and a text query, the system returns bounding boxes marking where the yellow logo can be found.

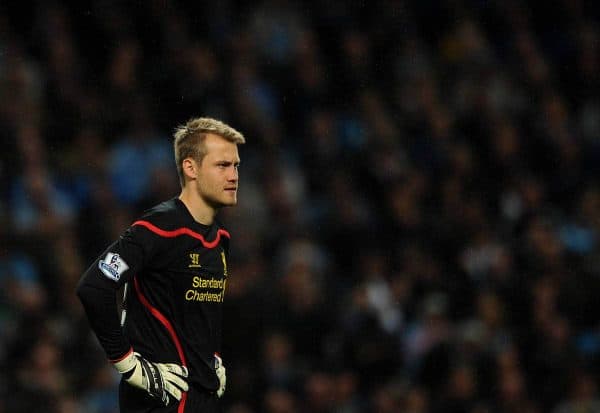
[189,253,201,268]
[221,250,228,276]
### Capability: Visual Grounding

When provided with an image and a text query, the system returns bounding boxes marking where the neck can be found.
[178,187,216,225]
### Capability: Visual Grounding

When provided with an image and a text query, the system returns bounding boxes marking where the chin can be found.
[221,198,237,207]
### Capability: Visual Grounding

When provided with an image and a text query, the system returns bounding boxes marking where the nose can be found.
[227,166,238,182]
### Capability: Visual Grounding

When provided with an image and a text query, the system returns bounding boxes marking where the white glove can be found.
[214,353,226,398]
[113,350,188,405]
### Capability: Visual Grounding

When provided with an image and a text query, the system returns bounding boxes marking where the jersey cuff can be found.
[110,347,134,363]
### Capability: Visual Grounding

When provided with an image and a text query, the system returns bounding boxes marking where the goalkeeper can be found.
[77,117,245,412]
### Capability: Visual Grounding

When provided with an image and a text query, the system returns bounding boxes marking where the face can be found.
[193,133,240,210]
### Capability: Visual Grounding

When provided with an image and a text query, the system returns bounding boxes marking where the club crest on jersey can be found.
[98,252,129,281]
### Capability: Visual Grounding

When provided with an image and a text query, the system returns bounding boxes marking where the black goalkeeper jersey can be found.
[77,197,230,412]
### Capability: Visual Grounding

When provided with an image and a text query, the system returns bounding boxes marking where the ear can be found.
[182,158,198,182]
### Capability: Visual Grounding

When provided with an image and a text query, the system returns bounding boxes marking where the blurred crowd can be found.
[1,0,600,412]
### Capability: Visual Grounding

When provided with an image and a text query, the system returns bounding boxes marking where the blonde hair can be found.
[173,117,245,187]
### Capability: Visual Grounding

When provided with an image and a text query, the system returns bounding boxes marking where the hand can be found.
[214,353,226,398]
[113,350,188,405]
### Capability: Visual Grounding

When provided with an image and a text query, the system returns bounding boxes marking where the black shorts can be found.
[119,380,222,413]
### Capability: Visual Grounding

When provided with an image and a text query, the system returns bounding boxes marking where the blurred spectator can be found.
[552,372,600,413]
[106,100,176,206]
[263,388,298,413]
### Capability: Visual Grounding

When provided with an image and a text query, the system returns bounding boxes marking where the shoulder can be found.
[130,200,231,248]
[134,198,186,231]
[122,199,189,246]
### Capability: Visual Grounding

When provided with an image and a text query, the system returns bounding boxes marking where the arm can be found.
[77,226,145,360]
[76,260,131,360]
[76,226,188,405]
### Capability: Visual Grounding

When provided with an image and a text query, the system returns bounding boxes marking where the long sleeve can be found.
[76,221,160,360]
[77,268,131,360]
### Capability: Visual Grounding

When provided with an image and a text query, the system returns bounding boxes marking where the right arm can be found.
[76,223,188,405]
[76,227,144,361]
[76,257,133,360]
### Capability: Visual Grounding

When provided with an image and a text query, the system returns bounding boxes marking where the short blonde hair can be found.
[173,117,245,187]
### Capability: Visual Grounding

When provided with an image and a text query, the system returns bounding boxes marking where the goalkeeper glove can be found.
[214,353,226,398]
[113,350,188,405]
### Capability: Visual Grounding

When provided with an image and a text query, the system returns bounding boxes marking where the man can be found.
[77,117,245,412]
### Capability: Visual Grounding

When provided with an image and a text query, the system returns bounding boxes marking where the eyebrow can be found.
[216,160,240,165]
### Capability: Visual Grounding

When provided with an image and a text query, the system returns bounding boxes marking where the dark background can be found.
[1,1,600,412]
